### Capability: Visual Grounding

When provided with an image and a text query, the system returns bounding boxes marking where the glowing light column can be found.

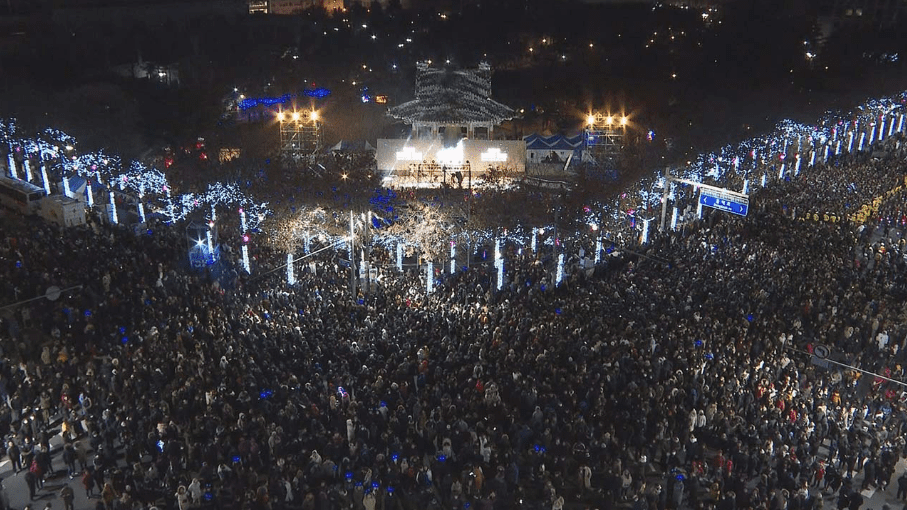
[396,243,403,272]
[7,154,17,179]
[86,181,94,207]
[594,237,602,263]
[556,253,565,287]
[23,159,32,182]
[137,184,146,224]
[287,253,296,285]
[109,191,118,224]
[869,124,877,145]
[450,241,456,275]
[889,116,895,137]
[531,228,538,253]
[165,186,174,222]
[240,209,250,274]
[494,238,503,291]
[426,261,434,294]
[794,154,801,176]
[880,119,886,141]
[899,114,905,133]
[859,132,866,151]
[40,164,50,195]
[847,132,854,153]
[241,245,250,274]
[671,207,679,230]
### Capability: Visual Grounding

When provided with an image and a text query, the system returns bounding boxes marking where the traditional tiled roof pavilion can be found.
[387,61,517,141]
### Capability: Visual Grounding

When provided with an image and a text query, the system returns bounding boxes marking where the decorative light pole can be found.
[109,191,118,224]
[240,208,251,274]
[450,240,456,275]
[287,253,296,285]
[7,153,17,179]
[40,163,50,195]
[349,211,357,301]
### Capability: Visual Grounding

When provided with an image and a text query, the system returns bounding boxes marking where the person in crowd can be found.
[3,133,907,510]
[59,485,74,510]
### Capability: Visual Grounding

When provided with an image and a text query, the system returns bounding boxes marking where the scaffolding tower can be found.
[278,110,323,156]
[584,113,625,163]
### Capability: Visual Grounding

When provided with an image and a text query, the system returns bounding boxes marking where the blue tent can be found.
[524,134,584,162]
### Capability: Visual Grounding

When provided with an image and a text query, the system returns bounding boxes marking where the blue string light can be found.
[304,87,332,98]
[238,94,293,110]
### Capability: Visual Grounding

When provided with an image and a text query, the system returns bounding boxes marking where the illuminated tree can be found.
[382,198,454,262]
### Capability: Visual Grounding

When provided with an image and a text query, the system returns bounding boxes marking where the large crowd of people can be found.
[2,134,907,510]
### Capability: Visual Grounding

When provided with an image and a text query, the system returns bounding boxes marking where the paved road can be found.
[0,421,146,510]
[1,435,104,510]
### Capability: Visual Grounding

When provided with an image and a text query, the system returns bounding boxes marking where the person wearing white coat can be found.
[578,465,592,493]
[363,491,376,510]
[174,486,191,510]
[552,496,564,510]
[479,436,491,464]
[283,479,294,503]
[187,478,202,506]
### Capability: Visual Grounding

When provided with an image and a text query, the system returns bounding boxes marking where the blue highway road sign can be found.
[700,193,748,216]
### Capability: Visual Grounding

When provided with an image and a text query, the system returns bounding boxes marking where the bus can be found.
[0,176,45,215]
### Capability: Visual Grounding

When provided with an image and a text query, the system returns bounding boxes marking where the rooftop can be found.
[387,62,517,126]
